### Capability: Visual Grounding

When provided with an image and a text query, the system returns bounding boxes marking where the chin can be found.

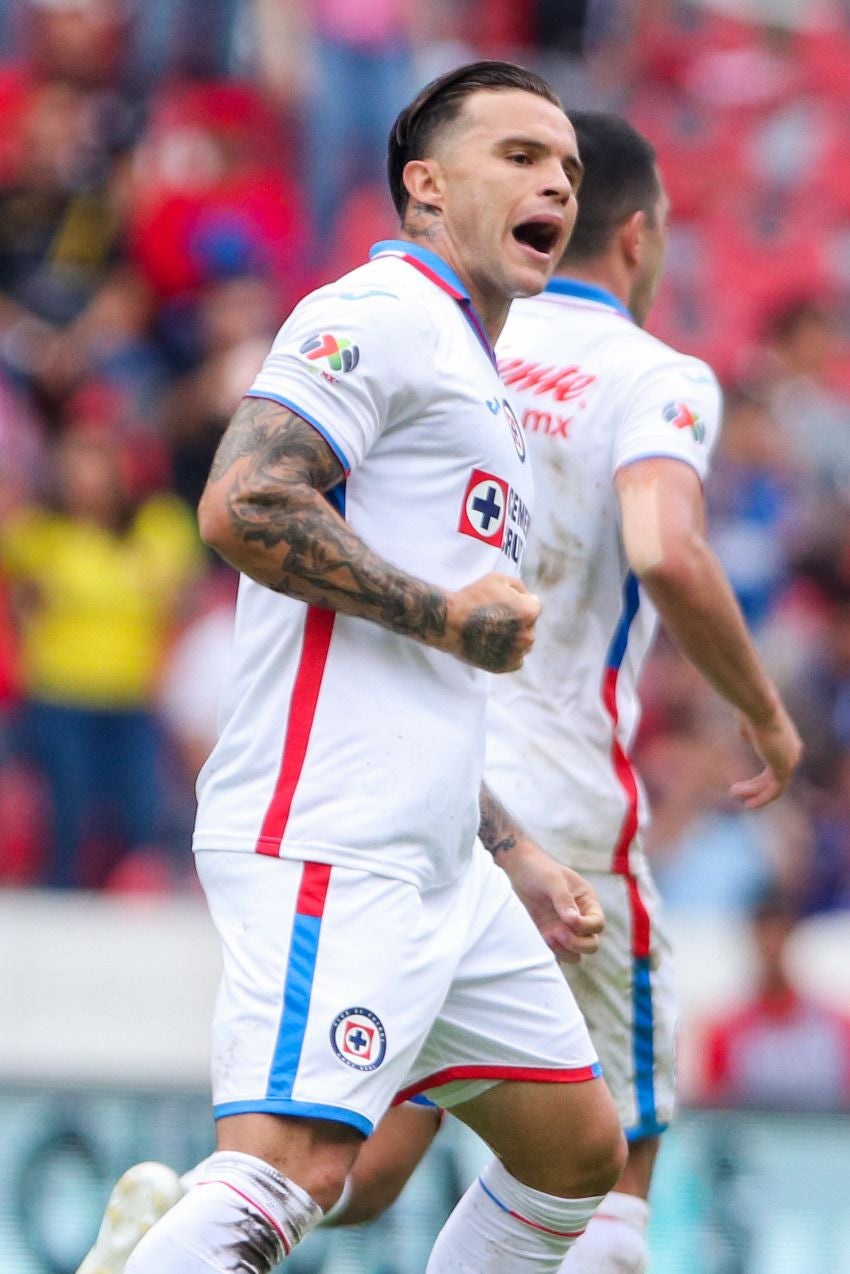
[507,262,553,299]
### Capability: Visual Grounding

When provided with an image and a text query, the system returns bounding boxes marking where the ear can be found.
[402,158,446,215]
[620,209,647,267]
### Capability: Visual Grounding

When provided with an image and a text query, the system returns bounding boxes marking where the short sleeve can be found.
[612,354,723,483]
[246,286,435,475]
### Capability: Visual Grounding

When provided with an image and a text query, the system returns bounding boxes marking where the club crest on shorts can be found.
[331,1008,387,1071]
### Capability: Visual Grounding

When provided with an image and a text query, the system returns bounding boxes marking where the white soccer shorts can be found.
[196,841,601,1135]
[560,858,677,1140]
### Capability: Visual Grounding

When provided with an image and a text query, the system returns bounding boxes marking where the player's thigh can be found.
[562,864,677,1138]
[453,1077,625,1198]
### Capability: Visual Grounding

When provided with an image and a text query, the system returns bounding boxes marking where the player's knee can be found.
[566,1114,627,1199]
[548,1108,626,1200]
[520,1113,626,1200]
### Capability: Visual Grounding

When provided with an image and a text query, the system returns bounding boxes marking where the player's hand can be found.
[505,845,605,963]
[444,573,541,673]
[730,703,803,809]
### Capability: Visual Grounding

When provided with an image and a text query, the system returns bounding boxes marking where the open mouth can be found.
[512,219,561,258]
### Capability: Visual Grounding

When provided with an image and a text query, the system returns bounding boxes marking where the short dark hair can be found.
[387,60,562,219]
[561,112,661,263]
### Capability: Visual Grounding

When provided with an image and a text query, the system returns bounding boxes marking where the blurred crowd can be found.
[0,0,850,955]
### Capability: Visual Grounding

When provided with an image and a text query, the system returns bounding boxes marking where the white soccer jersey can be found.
[486,280,722,881]
[193,241,534,892]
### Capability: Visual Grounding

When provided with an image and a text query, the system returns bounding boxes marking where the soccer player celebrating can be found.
[89,64,627,1274]
[483,112,802,1272]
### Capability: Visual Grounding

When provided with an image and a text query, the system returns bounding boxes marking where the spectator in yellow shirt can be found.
[1,414,204,888]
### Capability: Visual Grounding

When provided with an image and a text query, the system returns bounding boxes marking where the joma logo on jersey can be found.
[499,357,596,404]
[300,333,360,375]
[663,400,705,443]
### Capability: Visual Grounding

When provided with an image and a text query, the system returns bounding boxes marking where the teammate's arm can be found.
[199,396,540,674]
[616,456,802,807]
[478,783,605,962]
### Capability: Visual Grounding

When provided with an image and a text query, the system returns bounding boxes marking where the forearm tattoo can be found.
[207,398,447,643]
[478,783,519,858]
[460,606,522,674]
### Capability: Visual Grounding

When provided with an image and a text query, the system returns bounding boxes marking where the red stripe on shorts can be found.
[296,862,332,918]
[393,1063,601,1105]
[256,606,335,856]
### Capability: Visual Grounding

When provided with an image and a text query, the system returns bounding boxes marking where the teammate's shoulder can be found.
[629,329,720,391]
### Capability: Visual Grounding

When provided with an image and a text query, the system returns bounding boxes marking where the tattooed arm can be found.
[198,397,539,673]
[479,783,605,962]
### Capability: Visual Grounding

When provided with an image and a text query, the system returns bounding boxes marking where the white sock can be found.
[559,1190,650,1273]
[125,1150,323,1272]
[425,1157,605,1272]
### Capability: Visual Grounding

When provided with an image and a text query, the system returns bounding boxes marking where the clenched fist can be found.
[443,573,541,673]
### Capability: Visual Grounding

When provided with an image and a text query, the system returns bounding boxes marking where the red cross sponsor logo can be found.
[331,1008,387,1071]
[459,469,509,546]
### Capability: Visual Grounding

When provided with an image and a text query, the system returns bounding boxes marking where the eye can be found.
[509,152,532,165]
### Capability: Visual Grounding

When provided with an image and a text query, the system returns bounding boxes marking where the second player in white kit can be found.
[485,112,801,1274]
[488,273,721,1137]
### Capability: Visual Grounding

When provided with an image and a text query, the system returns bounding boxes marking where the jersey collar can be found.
[369,239,497,367]
[545,277,634,323]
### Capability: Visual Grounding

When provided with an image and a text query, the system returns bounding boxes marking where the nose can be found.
[541,159,573,206]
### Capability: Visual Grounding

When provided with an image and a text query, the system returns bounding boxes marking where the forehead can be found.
[451,87,576,156]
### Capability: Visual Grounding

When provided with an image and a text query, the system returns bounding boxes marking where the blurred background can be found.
[1,0,850,1269]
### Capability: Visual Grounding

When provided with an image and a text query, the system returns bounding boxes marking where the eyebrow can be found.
[498,135,585,185]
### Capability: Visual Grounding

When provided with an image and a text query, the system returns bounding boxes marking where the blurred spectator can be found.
[159,273,275,507]
[699,886,850,1110]
[304,0,417,246]
[0,407,203,888]
[127,78,309,320]
[706,386,798,629]
[753,296,850,501]
[640,642,805,912]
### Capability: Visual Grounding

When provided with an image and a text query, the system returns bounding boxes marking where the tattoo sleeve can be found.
[478,783,521,858]
[202,397,448,644]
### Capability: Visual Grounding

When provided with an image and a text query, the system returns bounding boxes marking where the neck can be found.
[399,211,507,345]
[556,259,630,313]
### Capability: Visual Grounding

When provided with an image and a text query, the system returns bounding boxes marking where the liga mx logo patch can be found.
[459,469,509,547]
[663,400,705,443]
[331,1008,387,1071]
[300,333,360,374]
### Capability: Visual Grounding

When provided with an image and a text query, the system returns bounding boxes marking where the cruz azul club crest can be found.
[331,1008,387,1071]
